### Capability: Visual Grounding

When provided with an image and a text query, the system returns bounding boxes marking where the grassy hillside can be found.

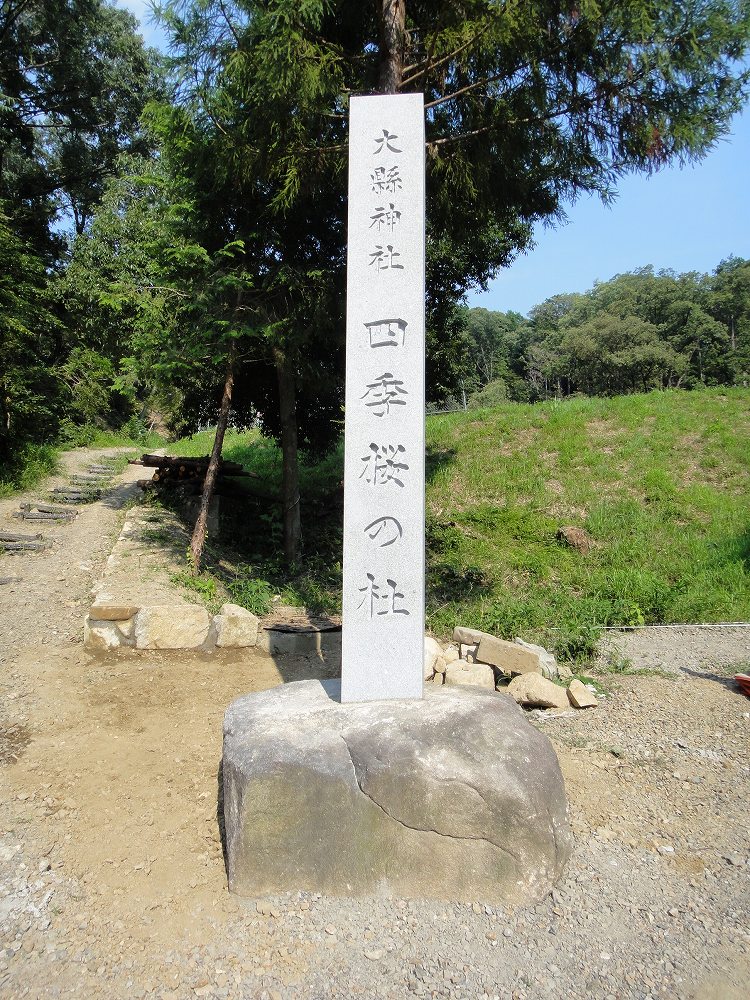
[425,388,750,654]
[169,388,750,658]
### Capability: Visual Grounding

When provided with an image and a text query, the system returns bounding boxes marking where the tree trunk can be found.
[189,348,235,573]
[274,347,302,564]
[378,0,405,93]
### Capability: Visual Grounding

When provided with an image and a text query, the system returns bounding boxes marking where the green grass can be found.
[166,388,750,653]
[165,428,344,616]
[57,421,164,451]
[0,425,164,498]
[168,427,343,500]
[0,443,59,497]
[424,387,750,654]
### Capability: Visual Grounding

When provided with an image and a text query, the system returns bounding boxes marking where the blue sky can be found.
[118,1,750,318]
[469,107,750,317]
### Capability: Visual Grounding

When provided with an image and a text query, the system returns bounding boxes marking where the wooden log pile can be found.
[130,454,256,493]
[0,530,52,552]
[14,502,77,522]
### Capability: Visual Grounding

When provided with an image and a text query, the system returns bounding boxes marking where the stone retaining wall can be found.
[85,504,342,656]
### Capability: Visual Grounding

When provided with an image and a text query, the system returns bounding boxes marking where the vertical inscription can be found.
[341,94,425,703]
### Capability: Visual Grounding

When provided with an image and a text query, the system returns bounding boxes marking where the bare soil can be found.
[1,451,749,1000]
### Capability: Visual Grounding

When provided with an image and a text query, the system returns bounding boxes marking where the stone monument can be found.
[221,93,572,905]
[341,93,425,703]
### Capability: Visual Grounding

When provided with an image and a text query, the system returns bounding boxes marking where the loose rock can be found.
[423,636,444,679]
[506,673,570,710]
[567,678,598,709]
[443,662,495,690]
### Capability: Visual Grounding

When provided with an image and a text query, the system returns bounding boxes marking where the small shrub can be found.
[227,572,274,616]
[172,571,218,603]
[554,624,602,663]
[0,443,58,496]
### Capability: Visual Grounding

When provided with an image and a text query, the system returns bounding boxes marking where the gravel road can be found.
[1,452,749,1000]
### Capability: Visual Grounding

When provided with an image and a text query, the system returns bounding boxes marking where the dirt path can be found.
[1,453,749,1000]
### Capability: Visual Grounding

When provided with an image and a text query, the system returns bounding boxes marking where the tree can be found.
[463,307,528,399]
[708,256,750,380]
[151,0,750,560]
[0,209,64,467]
[556,312,687,394]
[0,0,163,260]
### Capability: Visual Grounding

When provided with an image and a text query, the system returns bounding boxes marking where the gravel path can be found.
[1,453,749,1000]
[599,625,750,679]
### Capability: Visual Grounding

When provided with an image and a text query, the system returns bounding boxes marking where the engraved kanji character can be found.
[368,244,403,271]
[373,128,402,155]
[369,202,401,233]
[359,443,409,487]
[363,317,407,348]
[371,165,403,194]
[361,372,408,417]
[363,516,403,548]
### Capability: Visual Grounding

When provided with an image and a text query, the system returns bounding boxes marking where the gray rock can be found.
[88,600,140,622]
[133,605,210,649]
[223,680,571,905]
[476,636,542,675]
[83,617,124,651]
[452,626,492,645]
[514,638,559,680]
[117,616,136,640]
[423,636,444,679]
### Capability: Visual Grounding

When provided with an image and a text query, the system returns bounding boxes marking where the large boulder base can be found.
[223,680,572,905]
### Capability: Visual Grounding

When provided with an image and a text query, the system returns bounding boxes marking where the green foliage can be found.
[226,572,275,617]
[461,258,750,404]
[147,0,750,440]
[172,571,221,611]
[56,422,163,450]
[0,3,164,486]
[0,211,65,467]
[59,347,119,427]
[553,626,603,665]
[0,0,163,257]
[0,444,58,498]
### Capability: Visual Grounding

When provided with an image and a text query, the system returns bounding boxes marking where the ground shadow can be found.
[216,758,228,878]
[425,445,457,483]
[681,665,748,695]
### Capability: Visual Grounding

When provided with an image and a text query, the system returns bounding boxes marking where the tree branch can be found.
[399,21,493,90]
[424,70,509,110]
[217,0,241,47]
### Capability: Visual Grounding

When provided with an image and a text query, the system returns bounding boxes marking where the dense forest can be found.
[457,258,750,409]
[2,1,750,559]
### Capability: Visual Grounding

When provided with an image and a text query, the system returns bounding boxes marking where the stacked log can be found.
[15,503,77,522]
[131,454,256,492]
[0,530,52,551]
